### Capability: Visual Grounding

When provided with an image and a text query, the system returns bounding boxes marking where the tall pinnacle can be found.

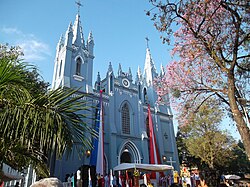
[143,37,157,86]
[71,0,84,46]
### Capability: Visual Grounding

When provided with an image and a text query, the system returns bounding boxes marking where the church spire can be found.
[136,66,142,83]
[118,63,122,76]
[128,67,132,80]
[108,62,113,73]
[95,72,101,91]
[56,34,64,53]
[65,22,73,47]
[137,66,142,80]
[72,14,85,47]
[160,63,165,77]
[72,1,84,47]
[87,31,94,56]
[143,38,157,86]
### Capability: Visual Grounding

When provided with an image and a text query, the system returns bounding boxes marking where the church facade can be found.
[52,13,180,180]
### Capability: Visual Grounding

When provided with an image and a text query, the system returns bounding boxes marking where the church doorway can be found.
[120,151,132,163]
[118,141,142,164]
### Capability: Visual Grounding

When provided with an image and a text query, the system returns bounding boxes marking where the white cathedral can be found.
[51,10,180,181]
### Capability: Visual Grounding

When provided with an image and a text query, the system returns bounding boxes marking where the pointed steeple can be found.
[95,72,101,91]
[108,62,113,72]
[59,34,64,46]
[65,22,73,47]
[118,63,122,76]
[137,66,142,80]
[128,67,132,80]
[160,63,165,77]
[56,34,65,54]
[136,66,142,84]
[72,14,85,47]
[87,31,94,55]
[88,31,94,42]
[67,22,73,33]
[143,42,157,86]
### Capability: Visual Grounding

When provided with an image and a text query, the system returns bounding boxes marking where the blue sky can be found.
[0,0,173,85]
[0,0,240,140]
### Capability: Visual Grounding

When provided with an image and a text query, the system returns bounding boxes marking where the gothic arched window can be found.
[122,103,130,134]
[110,75,113,92]
[138,84,141,100]
[76,57,81,75]
[58,60,62,78]
[143,88,147,103]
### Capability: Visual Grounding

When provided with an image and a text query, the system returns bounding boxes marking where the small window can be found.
[76,58,81,75]
[122,103,130,134]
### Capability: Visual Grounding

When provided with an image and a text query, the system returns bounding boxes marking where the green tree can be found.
[24,68,50,96]
[181,102,237,170]
[225,140,250,174]
[176,127,202,169]
[0,44,95,177]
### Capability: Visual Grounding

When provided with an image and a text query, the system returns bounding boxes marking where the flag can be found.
[148,104,162,179]
[90,90,104,175]
[125,170,129,187]
[88,168,92,187]
[110,169,113,187]
[118,171,122,187]
[143,174,147,185]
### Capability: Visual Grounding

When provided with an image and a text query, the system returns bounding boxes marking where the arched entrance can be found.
[118,141,142,164]
[120,151,132,163]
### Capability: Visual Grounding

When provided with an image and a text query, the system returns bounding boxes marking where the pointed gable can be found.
[72,14,85,47]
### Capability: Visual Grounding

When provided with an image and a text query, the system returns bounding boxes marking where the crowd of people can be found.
[64,168,82,187]
[61,169,206,187]
[61,167,249,187]
[63,171,118,187]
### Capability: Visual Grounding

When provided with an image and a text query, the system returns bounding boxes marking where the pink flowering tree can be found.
[148,0,250,159]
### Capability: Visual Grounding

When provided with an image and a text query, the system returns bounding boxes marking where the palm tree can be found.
[0,44,95,177]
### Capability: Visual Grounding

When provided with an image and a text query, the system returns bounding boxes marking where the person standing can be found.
[71,173,75,187]
[104,174,109,187]
[112,174,117,187]
[68,174,72,187]
[77,169,81,187]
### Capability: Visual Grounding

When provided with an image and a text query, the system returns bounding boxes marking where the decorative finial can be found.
[145,37,150,48]
[75,0,83,15]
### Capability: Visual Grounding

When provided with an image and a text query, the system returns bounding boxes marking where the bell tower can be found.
[52,1,94,93]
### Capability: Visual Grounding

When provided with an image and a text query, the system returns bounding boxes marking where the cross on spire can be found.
[145,37,150,48]
[75,0,83,14]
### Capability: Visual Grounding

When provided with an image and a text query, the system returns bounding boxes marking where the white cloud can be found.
[18,40,50,62]
[2,27,22,35]
[1,26,51,62]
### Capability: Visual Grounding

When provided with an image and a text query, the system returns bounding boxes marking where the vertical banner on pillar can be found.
[118,171,122,187]
[125,170,129,187]
[90,90,104,175]
[148,104,162,179]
